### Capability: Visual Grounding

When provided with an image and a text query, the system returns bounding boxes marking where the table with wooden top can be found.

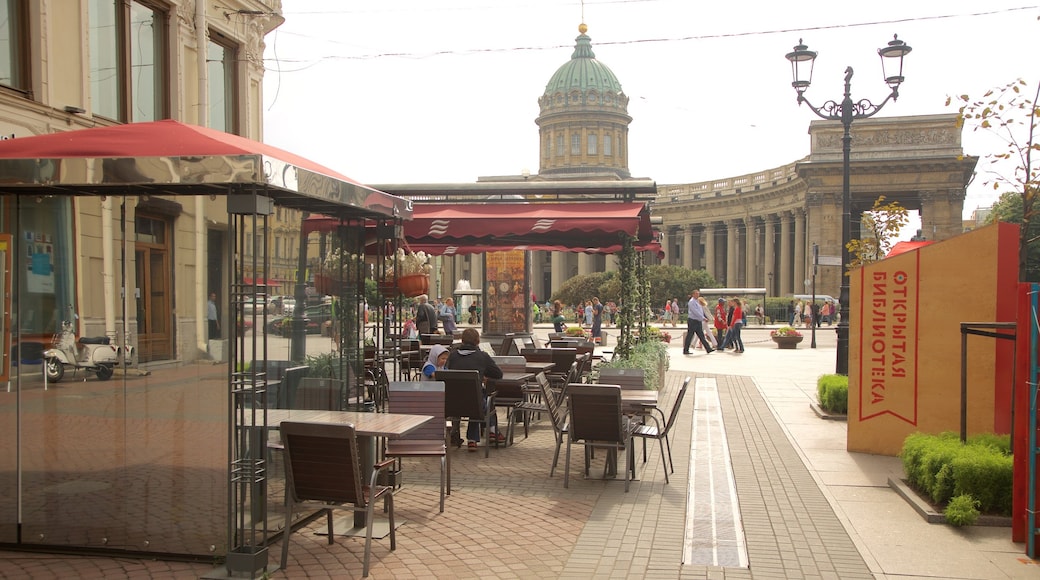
[258,409,432,532]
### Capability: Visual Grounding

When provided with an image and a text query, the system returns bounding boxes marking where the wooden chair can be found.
[494,333,517,355]
[279,421,396,577]
[436,369,495,457]
[384,381,449,512]
[596,367,646,390]
[511,372,570,474]
[565,384,638,492]
[490,355,530,441]
[293,377,346,410]
[632,376,691,484]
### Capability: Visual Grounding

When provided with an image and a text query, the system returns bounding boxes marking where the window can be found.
[207,33,238,133]
[556,134,564,157]
[0,0,28,92]
[90,0,168,122]
[544,134,551,159]
[604,133,612,156]
[570,133,580,155]
[587,133,597,155]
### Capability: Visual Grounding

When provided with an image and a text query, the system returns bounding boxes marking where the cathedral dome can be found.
[543,23,625,96]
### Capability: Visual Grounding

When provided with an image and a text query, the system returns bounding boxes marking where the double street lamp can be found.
[785,35,912,375]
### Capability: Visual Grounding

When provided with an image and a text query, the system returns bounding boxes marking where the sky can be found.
[261,1,1040,225]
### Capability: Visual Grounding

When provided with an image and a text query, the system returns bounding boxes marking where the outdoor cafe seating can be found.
[632,376,691,484]
[279,421,398,577]
[564,384,639,492]
[384,381,450,513]
[436,369,496,457]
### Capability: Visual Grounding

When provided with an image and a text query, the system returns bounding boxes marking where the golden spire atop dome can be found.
[578,23,587,34]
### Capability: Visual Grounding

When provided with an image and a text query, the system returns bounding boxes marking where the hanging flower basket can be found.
[395,273,430,298]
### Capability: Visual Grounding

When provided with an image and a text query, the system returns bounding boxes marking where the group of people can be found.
[419,327,504,451]
[789,299,838,328]
[682,290,747,354]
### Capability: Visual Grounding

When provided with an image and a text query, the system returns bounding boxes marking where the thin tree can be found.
[950,79,1039,282]
[846,195,910,271]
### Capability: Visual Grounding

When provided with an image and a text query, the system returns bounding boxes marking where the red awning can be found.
[0,119,410,219]
[303,202,660,255]
[886,240,934,257]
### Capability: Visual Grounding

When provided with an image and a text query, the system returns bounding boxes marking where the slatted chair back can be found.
[494,333,517,355]
[436,369,485,421]
[510,338,527,356]
[293,377,345,410]
[567,384,624,443]
[388,381,446,442]
[596,367,646,390]
[662,376,692,437]
[281,421,363,506]
[550,348,577,375]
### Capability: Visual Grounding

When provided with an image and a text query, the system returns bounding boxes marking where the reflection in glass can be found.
[89,0,120,120]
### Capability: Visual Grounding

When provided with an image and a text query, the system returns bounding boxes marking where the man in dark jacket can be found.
[447,328,503,449]
[415,294,438,343]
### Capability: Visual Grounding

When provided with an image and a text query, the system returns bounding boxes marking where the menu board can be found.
[484,250,529,335]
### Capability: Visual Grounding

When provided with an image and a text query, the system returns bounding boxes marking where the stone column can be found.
[780,212,792,295]
[471,254,484,290]
[920,189,966,242]
[659,229,669,266]
[605,253,619,273]
[578,253,594,276]
[764,215,775,295]
[794,209,806,295]
[745,217,757,289]
[726,220,739,287]
[551,252,567,296]
[683,225,694,270]
[704,223,716,278]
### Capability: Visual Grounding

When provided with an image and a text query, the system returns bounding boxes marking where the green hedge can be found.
[901,431,1012,515]
[816,374,848,414]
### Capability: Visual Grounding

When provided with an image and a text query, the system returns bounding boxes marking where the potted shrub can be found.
[770,326,804,349]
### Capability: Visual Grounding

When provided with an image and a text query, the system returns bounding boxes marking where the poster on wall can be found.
[24,230,54,294]
[484,250,528,335]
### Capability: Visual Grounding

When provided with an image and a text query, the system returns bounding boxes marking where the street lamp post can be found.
[785,35,911,375]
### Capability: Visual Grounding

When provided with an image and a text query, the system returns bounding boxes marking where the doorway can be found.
[135,214,173,361]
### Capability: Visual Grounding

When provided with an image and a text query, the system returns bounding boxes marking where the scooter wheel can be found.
[96,364,114,381]
[45,358,64,382]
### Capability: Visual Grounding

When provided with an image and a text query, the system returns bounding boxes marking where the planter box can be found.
[771,335,804,349]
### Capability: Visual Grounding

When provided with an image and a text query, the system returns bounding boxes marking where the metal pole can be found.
[290,214,310,363]
[836,70,854,375]
[811,243,818,349]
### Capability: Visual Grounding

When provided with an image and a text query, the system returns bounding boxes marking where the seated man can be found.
[447,327,504,450]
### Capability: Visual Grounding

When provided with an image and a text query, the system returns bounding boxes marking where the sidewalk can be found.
[0,324,1035,579]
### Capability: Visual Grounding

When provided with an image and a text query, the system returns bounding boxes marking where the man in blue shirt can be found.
[683,290,715,355]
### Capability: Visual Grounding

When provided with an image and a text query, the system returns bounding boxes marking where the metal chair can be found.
[436,369,495,457]
[565,384,638,492]
[632,376,692,484]
[279,421,396,577]
[384,381,449,512]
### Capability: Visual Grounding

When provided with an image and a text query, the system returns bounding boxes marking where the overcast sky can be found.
[262,1,1039,221]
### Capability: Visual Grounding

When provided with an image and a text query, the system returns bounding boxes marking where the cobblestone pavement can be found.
[0,325,1034,579]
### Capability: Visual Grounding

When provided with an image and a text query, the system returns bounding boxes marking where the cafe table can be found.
[524,361,555,375]
[262,409,432,535]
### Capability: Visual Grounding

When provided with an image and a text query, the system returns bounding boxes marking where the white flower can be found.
[384,249,431,279]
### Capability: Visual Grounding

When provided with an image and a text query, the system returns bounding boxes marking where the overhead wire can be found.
[262,5,1038,71]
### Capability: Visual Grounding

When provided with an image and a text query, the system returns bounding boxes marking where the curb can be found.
[887,477,1012,527]
[809,402,847,421]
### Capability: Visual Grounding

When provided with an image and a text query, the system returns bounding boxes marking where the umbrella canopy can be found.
[0,119,410,219]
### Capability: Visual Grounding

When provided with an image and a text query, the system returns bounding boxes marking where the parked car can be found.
[266,304,331,336]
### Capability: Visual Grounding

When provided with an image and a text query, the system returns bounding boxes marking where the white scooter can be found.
[43,320,119,382]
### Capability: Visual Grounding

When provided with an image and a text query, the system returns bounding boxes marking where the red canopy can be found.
[303,202,660,255]
[887,240,934,257]
[0,119,410,219]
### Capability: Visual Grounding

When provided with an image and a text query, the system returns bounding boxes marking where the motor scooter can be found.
[43,320,119,382]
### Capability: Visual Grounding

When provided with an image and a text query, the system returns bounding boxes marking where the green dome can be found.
[544,26,624,96]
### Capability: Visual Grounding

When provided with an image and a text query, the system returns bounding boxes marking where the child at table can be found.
[421,344,450,381]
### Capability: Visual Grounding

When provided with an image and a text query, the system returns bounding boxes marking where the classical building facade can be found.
[0,0,290,362]
[441,26,977,304]
[653,114,977,299]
